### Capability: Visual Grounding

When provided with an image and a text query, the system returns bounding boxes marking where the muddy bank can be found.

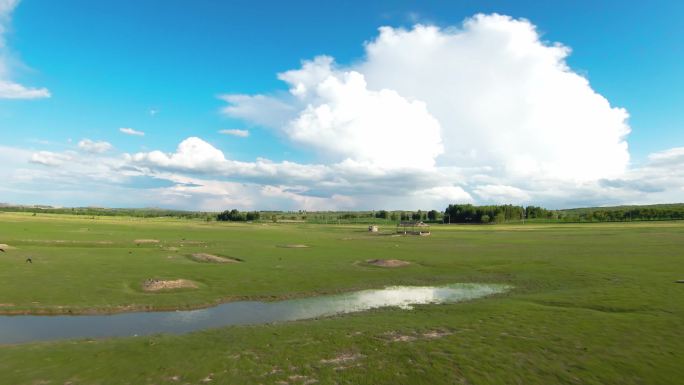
[366,259,411,267]
[134,239,160,244]
[189,253,241,263]
[142,279,198,291]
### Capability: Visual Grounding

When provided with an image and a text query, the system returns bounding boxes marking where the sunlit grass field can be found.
[0,212,682,384]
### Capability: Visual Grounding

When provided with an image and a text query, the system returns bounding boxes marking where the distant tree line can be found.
[4,203,683,225]
[0,206,212,219]
[564,204,684,222]
[216,209,261,222]
[444,204,526,223]
[441,203,684,224]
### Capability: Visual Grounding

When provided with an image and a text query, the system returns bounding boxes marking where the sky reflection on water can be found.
[0,283,510,344]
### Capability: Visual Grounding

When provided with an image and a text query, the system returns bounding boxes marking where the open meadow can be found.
[0,212,683,384]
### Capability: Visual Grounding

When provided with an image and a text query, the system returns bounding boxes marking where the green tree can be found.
[375,210,389,219]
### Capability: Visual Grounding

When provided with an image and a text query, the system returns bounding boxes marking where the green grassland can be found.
[0,212,682,384]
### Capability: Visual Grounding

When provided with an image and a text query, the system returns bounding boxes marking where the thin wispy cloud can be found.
[0,1,50,99]
[218,129,249,138]
[119,127,145,136]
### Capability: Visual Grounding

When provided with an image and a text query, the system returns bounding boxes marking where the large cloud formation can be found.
[212,14,634,207]
[0,0,50,99]
[359,16,631,181]
[227,15,631,182]
[278,57,443,168]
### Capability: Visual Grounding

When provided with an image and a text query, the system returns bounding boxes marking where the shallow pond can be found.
[0,283,509,344]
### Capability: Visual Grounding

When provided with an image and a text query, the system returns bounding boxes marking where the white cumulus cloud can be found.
[416,186,473,203]
[473,184,531,204]
[78,139,113,154]
[129,137,227,172]
[223,56,444,169]
[124,137,459,209]
[221,13,633,205]
[282,58,443,168]
[359,16,630,182]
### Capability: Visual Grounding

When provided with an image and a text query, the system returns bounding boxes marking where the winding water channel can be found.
[0,283,510,344]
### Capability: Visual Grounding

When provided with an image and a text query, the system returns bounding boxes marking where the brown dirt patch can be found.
[134,239,160,244]
[277,244,309,248]
[189,253,241,263]
[320,353,364,365]
[366,259,410,267]
[389,334,417,342]
[383,329,452,342]
[142,279,198,292]
[0,243,15,250]
[423,330,453,339]
[287,375,317,384]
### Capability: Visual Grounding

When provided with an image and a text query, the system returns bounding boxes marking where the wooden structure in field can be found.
[396,221,430,236]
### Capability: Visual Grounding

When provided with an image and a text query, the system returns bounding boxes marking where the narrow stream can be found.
[0,283,510,344]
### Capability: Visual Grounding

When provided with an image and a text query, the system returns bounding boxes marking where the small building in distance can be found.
[368,225,379,232]
[397,221,431,236]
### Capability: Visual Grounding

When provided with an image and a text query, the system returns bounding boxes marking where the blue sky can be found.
[1,0,683,210]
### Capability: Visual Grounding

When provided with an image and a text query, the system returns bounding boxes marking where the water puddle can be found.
[0,283,509,344]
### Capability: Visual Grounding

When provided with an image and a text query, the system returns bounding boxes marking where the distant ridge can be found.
[561,203,684,213]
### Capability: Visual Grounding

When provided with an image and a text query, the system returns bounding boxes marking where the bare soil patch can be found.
[393,335,416,342]
[0,243,15,250]
[277,244,309,248]
[142,279,198,292]
[386,333,417,342]
[320,353,364,365]
[189,253,242,263]
[366,259,411,267]
[423,330,453,339]
[383,329,453,342]
[287,374,317,384]
[134,239,160,244]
